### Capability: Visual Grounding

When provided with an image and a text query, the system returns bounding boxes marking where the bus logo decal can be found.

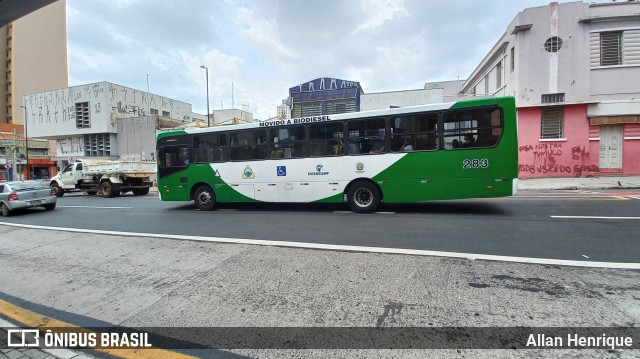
[356,162,365,173]
[277,166,286,177]
[242,165,255,179]
[308,164,329,176]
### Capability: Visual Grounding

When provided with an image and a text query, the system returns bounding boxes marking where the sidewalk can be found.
[517,175,640,191]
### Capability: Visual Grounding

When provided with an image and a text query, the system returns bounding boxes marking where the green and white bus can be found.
[156,96,517,213]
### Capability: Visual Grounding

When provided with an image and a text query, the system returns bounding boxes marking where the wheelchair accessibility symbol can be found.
[277,166,286,176]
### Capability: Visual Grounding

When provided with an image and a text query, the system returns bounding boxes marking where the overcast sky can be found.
[66,0,598,120]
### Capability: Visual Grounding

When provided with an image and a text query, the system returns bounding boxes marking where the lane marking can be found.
[1,222,639,269]
[582,255,590,259]
[551,215,640,220]
[0,299,197,359]
[58,205,134,209]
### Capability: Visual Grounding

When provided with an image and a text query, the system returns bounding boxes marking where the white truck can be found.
[50,160,156,198]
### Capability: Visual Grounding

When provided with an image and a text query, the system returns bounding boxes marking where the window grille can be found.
[540,107,564,139]
[600,32,622,66]
[510,47,515,72]
[541,93,565,104]
[75,102,90,128]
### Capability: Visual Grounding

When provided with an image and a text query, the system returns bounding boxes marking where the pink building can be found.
[432,1,640,178]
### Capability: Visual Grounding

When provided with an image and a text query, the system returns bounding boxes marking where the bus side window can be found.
[309,122,344,157]
[443,107,503,149]
[391,113,437,152]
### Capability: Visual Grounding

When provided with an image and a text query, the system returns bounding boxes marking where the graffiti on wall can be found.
[56,137,84,156]
[24,83,192,133]
[518,143,599,176]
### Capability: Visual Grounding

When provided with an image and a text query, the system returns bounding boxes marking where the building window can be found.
[544,36,563,52]
[496,61,502,88]
[600,32,622,66]
[150,108,158,115]
[162,111,170,117]
[540,107,564,139]
[541,93,565,104]
[326,99,356,115]
[75,102,90,128]
[510,47,515,72]
[6,105,11,115]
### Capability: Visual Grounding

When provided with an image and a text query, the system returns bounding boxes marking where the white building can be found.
[360,88,444,111]
[25,81,193,167]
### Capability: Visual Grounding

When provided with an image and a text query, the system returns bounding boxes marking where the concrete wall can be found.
[360,89,443,111]
[517,104,600,178]
[116,116,156,161]
[25,82,193,138]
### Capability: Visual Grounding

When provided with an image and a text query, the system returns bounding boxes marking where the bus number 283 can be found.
[463,158,489,169]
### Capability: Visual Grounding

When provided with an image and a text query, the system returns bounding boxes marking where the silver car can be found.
[0,180,57,217]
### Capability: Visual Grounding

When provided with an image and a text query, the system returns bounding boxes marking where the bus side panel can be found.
[374,145,515,202]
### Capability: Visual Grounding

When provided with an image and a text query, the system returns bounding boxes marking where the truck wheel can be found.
[101,181,117,198]
[194,185,216,211]
[44,203,56,211]
[0,203,11,217]
[347,181,381,213]
[52,184,64,197]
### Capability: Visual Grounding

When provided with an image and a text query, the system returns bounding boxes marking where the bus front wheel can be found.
[194,185,217,211]
[347,181,381,213]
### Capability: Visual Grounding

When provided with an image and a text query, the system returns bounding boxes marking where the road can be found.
[1,189,639,263]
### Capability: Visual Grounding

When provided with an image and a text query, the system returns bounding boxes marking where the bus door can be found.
[158,142,191,201]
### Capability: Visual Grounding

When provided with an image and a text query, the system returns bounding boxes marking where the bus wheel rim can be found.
[198,191,211,205]
[354,188,373,207]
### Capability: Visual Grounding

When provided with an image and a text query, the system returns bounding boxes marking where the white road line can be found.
[1,222,638,270]
[582,255,590,259]
[57,205,134,209]
[551,215,640,220]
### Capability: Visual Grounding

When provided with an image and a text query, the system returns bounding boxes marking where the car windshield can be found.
[8,181,46,190]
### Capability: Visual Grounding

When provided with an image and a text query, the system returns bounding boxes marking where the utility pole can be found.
[12,129,18,180]
[20,105,29,180]
[200,65,210,127]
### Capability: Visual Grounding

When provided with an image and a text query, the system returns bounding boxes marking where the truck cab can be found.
[57,162,84,188]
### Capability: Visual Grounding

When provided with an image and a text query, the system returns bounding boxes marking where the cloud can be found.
[66,0,599,120]
[234,7,299,60]
[352,0,409,35]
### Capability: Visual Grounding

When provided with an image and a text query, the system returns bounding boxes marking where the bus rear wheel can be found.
[347,181,381,213]
[194,185,217,211]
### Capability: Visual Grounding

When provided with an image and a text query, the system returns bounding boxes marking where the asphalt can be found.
[0,175,640,359]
